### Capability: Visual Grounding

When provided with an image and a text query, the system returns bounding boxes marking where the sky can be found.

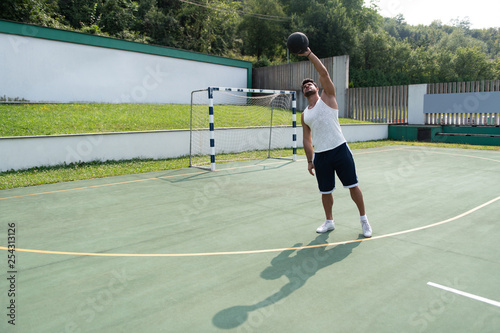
[365,0,500,29]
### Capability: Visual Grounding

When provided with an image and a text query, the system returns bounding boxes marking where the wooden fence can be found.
[253,58,331,111]
[253,57,339,91]
[252,56,349,112]
[347,79,500,126]
[255,58,499,126]
[425,80,500,126]
[347,85,408,123]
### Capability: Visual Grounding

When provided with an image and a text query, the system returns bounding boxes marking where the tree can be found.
[341,0,380,31]
[434,50,457,82]
[141,4,179,47]
[0,0,66,27]
[1,0,45,23]
[493,57,500,79]
[356,28,396,71]
[58,0,103,28]
[1,0,498,85]
[291,0,357,58]
[453,46,494,81]
[434,28,488,54]
[0,0,18,21]
[406,47,434,83]
[99,0,139,35]
[238,0,287,59]
[449,16,471,33]
[175,0,241,56]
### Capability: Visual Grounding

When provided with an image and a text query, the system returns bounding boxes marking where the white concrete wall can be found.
[0,124,388,171]
[333,55,349,118]
[341,124,388,142]
[0,131,189,172]
[0,34,247,104]
[408,84,428,125]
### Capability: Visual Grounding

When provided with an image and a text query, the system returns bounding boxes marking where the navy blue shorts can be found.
[313,143,358,194]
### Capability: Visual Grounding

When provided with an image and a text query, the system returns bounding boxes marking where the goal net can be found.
[190,87,297,171]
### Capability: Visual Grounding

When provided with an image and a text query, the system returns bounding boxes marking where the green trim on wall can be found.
[0,20,253,88]
[388,125,500,146]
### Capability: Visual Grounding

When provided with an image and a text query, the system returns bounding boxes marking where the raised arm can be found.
[299,48,338,109]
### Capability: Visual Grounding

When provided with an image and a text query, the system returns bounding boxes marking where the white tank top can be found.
[303,98,346,153]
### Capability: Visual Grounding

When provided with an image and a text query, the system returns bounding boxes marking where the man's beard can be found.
[304,89,316,97]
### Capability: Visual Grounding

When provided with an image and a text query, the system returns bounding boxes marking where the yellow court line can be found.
[0,160,294,201]
[0,170,207,200]
[0,147,410,201]
[0,146,495,201]
[0,147,414,201]
[1,195,498,257]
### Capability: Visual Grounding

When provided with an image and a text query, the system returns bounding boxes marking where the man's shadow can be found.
[212,233,362,329]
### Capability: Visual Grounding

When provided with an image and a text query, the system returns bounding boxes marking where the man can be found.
[299,47,372,238]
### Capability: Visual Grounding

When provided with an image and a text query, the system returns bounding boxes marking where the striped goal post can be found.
[190,87,297,171]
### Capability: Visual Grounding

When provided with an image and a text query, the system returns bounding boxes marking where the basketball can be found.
[287,32,309,54]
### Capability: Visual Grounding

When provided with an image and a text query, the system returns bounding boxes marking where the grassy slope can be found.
[0,103,371,137]
[0,104,190,136]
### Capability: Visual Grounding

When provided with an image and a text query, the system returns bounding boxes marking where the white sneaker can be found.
[361,219,372,238]
[316,220,335,233]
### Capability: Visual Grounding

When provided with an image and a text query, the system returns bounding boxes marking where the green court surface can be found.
[1,146,499,332]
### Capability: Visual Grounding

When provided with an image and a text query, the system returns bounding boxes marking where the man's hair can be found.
[301,78,318,91]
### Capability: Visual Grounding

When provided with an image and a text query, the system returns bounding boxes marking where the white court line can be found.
[405,148,500,164]
[428,282,500,308]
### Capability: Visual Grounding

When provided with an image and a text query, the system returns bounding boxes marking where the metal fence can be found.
[347,85,408,123]
[425,80,500,126]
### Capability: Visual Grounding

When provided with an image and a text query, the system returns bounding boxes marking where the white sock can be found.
[360,215,368,222]
[326,219,334,223]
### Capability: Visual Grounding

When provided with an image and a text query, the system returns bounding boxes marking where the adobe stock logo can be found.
[8,25,39,54]
[63,268,133,333]
[408,278,465,331]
